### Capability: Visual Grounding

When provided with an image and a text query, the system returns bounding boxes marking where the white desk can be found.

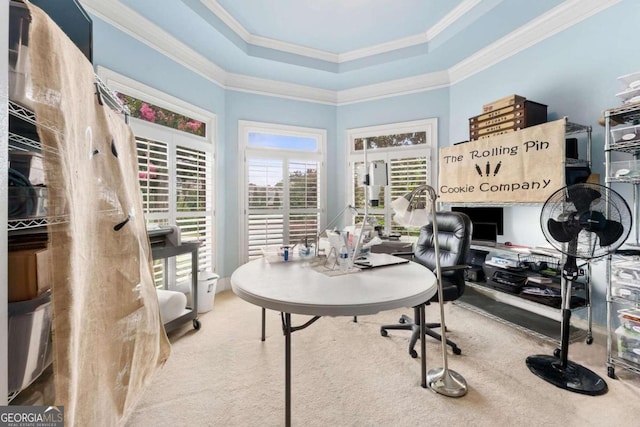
[231,257,437,426]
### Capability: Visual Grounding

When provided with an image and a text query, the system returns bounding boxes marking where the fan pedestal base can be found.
[526,355,608,396]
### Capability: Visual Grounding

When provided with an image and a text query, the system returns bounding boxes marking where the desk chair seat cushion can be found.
[414,211,472,302]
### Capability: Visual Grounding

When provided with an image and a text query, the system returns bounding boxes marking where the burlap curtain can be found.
[25,2,170,425]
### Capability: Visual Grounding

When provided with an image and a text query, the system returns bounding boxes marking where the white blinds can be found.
[351,153,429,235]
[246,157,320,259]
[176,144,213,275]
[137,137,169,214]
[388,156,429,234]
[137,137,214,286]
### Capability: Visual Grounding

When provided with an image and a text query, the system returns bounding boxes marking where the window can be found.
[98,68,216,286]
[134,120,214,286]
[347,119,437,236]
[240,121,326,262]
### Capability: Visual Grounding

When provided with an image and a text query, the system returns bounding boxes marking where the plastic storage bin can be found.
[10,151,46,186]
[611,260,640,302]
[8,291,53,400]
[611,124,640,145]
[616,326,640,365]
[9,1,34,109]
[8,186,48,219]
[608,159,640,180]
[618,308,640,333]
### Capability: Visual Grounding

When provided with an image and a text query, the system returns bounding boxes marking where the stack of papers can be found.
[527,276,552,284]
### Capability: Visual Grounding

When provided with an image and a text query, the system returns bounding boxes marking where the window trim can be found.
[238,120,327,264]
[346,118,438,185]
[97,67,217,274]
[346,118,438,233]
[97,66,214,133]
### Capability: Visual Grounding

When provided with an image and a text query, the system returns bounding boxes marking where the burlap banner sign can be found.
[438,118,566,203]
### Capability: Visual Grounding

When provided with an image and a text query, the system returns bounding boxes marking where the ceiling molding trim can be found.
[199,0,252,40]
[336,71,451,106]
[338,0,483,62]
[201,0,339,62]
[80,0,622,107]
[225,74,338,105]
[200,0,480,64]
[449,0,622,85]
[425,0,484,41]
[79,0,228,87]
[82,0,337,104]
[337,33,429,64]
[248,35,340,63]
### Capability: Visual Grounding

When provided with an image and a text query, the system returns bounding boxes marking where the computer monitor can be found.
[451,206,504,235]
[470,222,498,247]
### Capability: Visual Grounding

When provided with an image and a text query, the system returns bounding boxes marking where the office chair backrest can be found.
[414,211,472,300]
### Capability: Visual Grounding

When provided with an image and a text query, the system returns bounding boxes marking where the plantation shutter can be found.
[246,158,321,259]
[176,145,213,278]
[137,137,214,287]
[137,137,169,285]
[388,155,429,233]
[247,158,285,259]
[137,137,169,215]
[288,160,320,246]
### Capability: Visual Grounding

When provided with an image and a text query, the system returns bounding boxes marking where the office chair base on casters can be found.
[427,367,468,397]
[526,355,608,396]
[380,312,462,358]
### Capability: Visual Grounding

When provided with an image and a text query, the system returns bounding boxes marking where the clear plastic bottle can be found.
[338,245,351,273]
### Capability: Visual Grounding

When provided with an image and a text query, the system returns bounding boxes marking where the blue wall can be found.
[448,0,640,324]
[90,0,639,325]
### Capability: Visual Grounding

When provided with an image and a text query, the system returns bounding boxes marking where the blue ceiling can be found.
[103,0,570,91]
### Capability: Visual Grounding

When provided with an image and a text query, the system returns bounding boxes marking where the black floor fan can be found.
[526,183,632,395]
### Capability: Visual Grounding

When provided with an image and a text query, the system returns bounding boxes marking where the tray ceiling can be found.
[80,0,620,103]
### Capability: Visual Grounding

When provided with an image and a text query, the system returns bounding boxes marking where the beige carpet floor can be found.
[125,291,640,427]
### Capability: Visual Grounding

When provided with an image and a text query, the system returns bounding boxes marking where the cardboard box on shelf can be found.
[8,247,52,302]
[469,100,548,141]
[482,94,526,113]
[586,174,601,185]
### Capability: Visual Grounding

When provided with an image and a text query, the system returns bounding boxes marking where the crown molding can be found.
[337,71,450,106]
[449,0,622,85]
[225,74,337,105]
[79,0,227,86]
[338,0,483,62]
[80,0,621,106]
[199,0,481,64]
[199,0,251,40]
[248,35,340,63]
[425,0,484,41]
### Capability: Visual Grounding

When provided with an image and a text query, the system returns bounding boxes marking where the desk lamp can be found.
[391,185,468,398]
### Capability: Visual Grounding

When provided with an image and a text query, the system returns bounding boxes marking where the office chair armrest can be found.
[440,264,469,272]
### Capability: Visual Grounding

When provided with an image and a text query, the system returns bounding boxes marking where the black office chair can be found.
[380,211,472,358]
